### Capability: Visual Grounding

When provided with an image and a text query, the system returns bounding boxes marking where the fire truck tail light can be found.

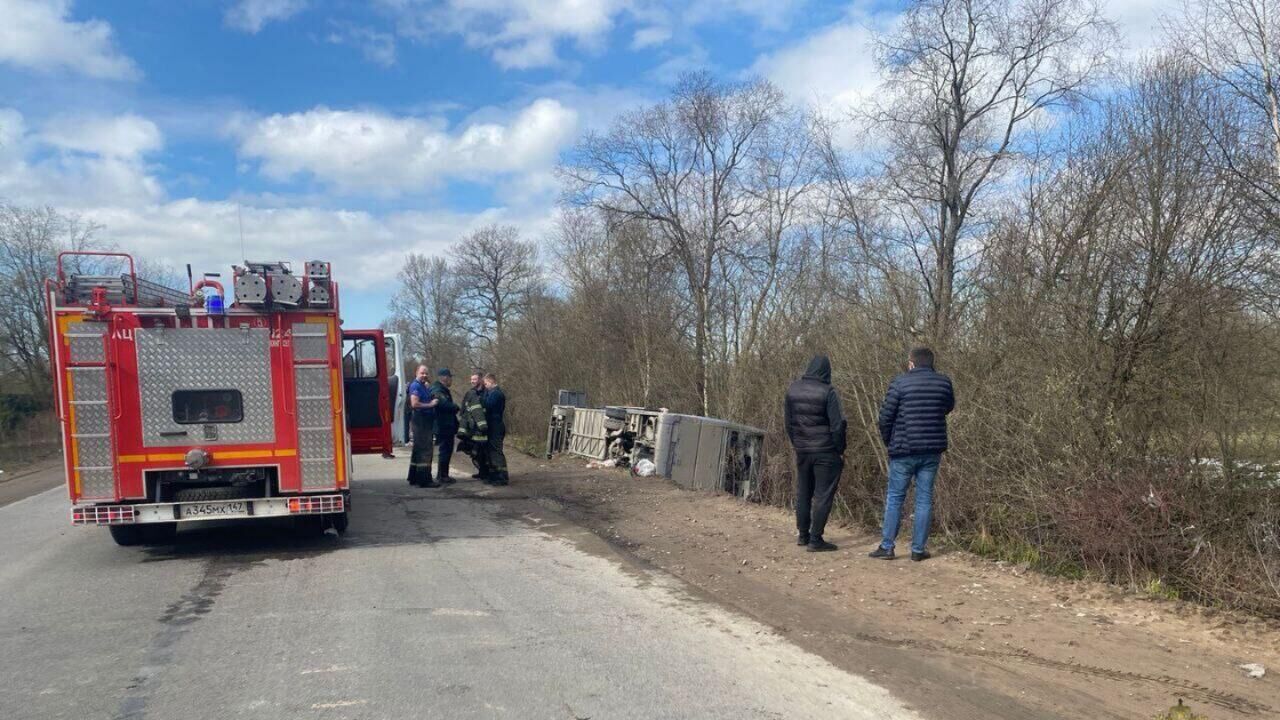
[287,495,344,514]
[71,505,137,525]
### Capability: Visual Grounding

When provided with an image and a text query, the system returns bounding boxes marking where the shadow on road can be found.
[138,518,345,562]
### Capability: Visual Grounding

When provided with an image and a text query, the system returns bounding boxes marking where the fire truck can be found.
[46,252,402,546]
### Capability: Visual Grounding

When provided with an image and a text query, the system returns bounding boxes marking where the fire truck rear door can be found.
[341,330,393,455]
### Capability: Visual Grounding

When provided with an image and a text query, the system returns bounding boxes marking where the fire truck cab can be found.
[47,253,395,545]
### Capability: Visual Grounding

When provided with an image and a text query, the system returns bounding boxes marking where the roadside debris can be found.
[632,459,657,477]
[1239,663,1266,678]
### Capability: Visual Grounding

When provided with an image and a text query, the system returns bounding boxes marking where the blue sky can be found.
[0,0,1165,328]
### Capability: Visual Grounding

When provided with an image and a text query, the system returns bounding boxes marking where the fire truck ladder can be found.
[63,273,190,308]
[65,321,117,500]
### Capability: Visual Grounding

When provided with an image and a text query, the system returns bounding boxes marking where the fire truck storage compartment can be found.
[134,327,276,446]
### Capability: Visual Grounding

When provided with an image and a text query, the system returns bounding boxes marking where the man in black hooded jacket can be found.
[784,355,847,551]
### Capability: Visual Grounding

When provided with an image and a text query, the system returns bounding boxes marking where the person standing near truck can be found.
[428,368,459,484]
[481,373,509,486]
[458,370,490,481]
[407,365,440,488]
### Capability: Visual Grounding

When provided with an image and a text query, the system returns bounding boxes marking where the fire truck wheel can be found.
[294,514,328,537]
[110,523,178,546]
[109,524,145,546]
[142,522,178,545]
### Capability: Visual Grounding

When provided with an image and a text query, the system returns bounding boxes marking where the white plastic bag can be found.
[633,459,657,477]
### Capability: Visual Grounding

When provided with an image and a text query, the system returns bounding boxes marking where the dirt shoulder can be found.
[465,450,1279,720]
[0,457,62,508]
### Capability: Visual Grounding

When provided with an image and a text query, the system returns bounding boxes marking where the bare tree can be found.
[562,72,787,414]
[453,224,541,357]
[387,253,466,371]
[863,0,1116,344]
[0,205,102,394]
[1171,0,1280,176]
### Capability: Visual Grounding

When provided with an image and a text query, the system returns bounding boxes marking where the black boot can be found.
[807,538,837,552]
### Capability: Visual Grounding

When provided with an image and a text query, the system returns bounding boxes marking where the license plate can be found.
[181,501,249,519]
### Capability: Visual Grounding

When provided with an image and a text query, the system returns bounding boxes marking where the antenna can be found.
[237,202,246,262]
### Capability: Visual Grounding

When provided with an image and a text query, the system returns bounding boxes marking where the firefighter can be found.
[428,368,459,484]
[457,371,489,481]
[407,365,440,488]
[481,372,509,486]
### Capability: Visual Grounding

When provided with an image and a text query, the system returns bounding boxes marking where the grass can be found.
[1155,699,1207,719]
[507,434,547,458]
[965,528,1089,580]
[1143,577,1183,602]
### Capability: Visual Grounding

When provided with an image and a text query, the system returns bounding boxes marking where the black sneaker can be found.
[807,539,837,552]
[911,550,931,562]
[439,476,456,485]
[471,472,486,480]
[796,534,810,546]
[868,546,895,560]
[419,480,442,488]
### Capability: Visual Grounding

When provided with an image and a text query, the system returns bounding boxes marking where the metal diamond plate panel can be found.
[69,367,108,402]
[74,403,111,436]
[300,460,336,489]
[135,328,276,446]
[294,365,330,399]
[68,322,107,364]
[78,468,115,500]
[292,333,328,362]
[299,427,334,459]
[297,398,331,426]
[75,435,112,465]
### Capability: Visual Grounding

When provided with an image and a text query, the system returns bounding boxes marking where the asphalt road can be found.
[0,454,921,720]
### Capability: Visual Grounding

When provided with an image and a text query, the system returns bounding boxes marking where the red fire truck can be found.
[46,252,397,545]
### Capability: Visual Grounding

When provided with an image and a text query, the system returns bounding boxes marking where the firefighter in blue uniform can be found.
[428,368,459,484]
[480,373,509,486]
[406,365,440,488]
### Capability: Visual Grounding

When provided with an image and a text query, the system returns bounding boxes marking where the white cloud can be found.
[86,201,552,292]
[0,107,555,298]
[0,109,164,207]
[631,25,671,49]
[40,114,163,158]
[386,0,622,69]
[224,0,307,34]
[382,0,804,69]
[1104,0,1168,57]
[0,0,138,79]
[233,99,580,194]
[326,23,397,66]
[750,12,884,116]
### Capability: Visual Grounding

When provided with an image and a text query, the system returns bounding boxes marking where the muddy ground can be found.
[463,450,1280,720]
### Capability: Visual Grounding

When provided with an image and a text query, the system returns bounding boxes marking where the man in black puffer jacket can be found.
[784,355,847,552]
[870,346,955,562]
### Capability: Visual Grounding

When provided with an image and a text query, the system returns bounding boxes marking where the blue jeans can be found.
[880,453,942,554]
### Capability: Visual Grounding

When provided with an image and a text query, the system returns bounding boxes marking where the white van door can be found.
[383,333,408,445]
